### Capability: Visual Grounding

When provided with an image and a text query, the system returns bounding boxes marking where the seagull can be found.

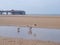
[17,27,20,33]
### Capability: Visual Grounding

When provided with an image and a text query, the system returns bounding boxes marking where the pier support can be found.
[0,12,3,15]
[6,12,8,15]
[0,10,25,15]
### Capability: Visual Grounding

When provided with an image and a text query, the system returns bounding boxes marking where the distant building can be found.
[11,10,25,15]
[0,10,26,15]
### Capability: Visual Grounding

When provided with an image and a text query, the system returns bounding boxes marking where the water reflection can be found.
[28,30,32,35]
[17,27,20,34]
[33,33,36,37]
[28,27,32,35]
[0,26,60,43]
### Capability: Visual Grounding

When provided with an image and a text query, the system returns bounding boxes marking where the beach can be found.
[0,15,60,45]
[0,15,60,28]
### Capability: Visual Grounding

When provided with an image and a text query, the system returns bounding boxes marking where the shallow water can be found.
[0,26,60,42]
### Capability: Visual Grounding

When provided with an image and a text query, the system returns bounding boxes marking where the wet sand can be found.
[0,37,60,45]
[0,15,60,28]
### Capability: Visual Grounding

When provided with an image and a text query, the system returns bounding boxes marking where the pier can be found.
[0,10,25,15]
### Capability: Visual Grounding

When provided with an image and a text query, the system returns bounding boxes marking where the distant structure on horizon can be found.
[0,10,25,15]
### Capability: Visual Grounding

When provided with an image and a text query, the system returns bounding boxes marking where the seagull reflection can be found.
[17,27,20,34]
[28,26,32,35]
[33,33,37,37]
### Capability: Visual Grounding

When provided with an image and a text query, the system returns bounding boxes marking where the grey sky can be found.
[0,0,60,14]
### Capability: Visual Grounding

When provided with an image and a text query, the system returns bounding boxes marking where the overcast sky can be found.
[0,0,60,14]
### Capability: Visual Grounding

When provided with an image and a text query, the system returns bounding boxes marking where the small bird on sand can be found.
[34,24,37,26]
